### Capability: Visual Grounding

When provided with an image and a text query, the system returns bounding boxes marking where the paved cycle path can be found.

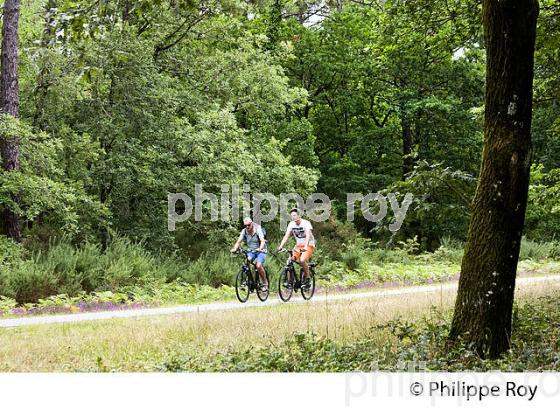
[1,275,559,328]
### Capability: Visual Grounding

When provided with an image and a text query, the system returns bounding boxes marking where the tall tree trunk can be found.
[33,0,57,129]
[448,0,539,358]
[0,0,22,242]
[401,119,414,180]
[43,0,57,43]
[122,0,131,22]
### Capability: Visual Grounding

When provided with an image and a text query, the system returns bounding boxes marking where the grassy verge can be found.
[1,278,559,371]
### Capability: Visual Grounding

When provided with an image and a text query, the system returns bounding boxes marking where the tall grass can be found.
[1,279,557,371]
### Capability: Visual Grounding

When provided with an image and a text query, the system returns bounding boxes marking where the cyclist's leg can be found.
[291,246,304,281]
[255,252,268,287]
[246,250,257,263]
[292,245,304,261]
[299,245,315,279]
[246,251,257,282]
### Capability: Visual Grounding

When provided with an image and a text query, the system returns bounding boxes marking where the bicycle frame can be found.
[282,249,311,289]
[240,251,258,291]
[237,249,269,291]
[234,249,270,303]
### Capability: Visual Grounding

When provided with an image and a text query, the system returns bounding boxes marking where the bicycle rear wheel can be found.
[235,268,250,303]
[300,269,316,300]
[256,267,270,302]
[278,267,294,302]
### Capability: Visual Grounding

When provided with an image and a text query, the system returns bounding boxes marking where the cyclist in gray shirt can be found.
[231,217,268,290]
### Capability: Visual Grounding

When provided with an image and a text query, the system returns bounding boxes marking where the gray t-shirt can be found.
[238,224,267,252]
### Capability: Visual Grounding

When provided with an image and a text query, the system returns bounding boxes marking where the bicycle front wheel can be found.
[278,267,294,302]
[300,269,316,300]
[256,267,270,302]
[235,268,250,303]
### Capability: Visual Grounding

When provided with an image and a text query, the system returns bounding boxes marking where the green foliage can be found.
[177,248,287,289]
[0,235,23,266]
[430,236,465,264]
[17,10,320,251]
[3,0,559,304]
[0,116,107,238]
[533,0,560,170]
[0,296,17,313]
[0,233,288,304]
[519,237,560,262]
[525,164,560,241]
[1,260,61,303]
[396,235,421,255]
[372,161,476,250]
[277,1,484,219]
[340,243,367,271]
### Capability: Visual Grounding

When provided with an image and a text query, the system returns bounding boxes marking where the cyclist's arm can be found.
[231,238,242,253]
[303,228,311,250]
[278,228,291,250]
[256,227,266,252]
[231,231,244,253]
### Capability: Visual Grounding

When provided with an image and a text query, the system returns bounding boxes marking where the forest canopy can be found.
[0,0,559,254]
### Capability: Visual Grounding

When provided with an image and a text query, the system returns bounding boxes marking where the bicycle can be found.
[277,248,317,302]
[233,249,270,303]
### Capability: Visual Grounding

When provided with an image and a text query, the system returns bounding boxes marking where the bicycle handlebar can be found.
[278,248,308,254]
[231,248,250,255]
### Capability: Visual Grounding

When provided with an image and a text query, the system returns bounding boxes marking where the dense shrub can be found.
[1,228,558,304]
[519,238,560,261]
[0,235,181,303]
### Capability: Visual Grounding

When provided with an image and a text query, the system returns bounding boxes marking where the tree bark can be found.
[43,0,57,43]
[33,0,57,129]
[402,119,414,179]
[122,0,131,22]
[448,0,539,358]
[0,0,22,242]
